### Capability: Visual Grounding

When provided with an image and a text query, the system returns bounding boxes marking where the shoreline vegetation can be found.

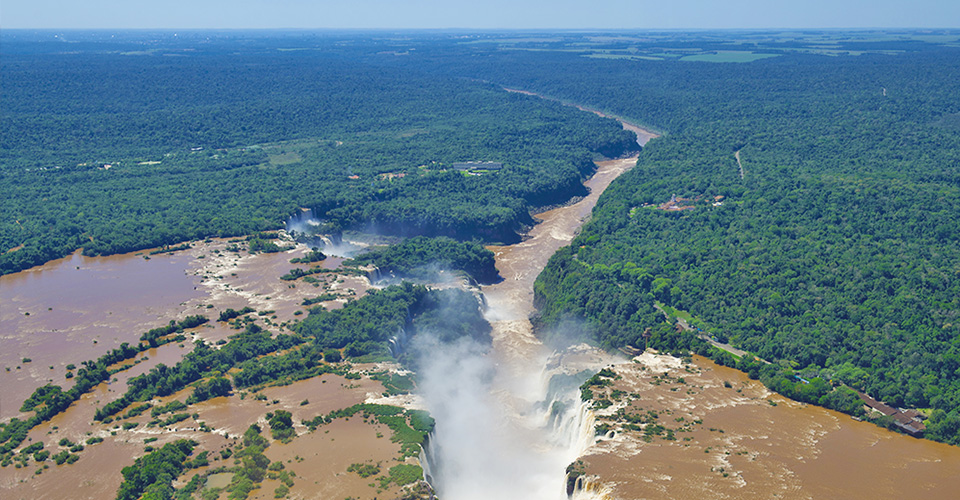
[3,27,960,498]
[510,37,960,444]
[1,275,480,498]
[345,236,501,285]
[1,317,208,460]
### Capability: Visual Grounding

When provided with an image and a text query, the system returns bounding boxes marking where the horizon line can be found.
[3,26,959,32]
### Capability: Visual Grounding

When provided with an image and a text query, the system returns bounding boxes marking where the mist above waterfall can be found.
[284,209,384,258]
[416,336,563,499]
[413,319,611,500]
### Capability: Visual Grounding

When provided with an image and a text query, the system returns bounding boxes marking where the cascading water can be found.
[391,115,649,499]
[387,326,409,358]
[284,209,362,257]
[285,208,319,233]
[409,154,637,499]
[408,153,641,498]
[413,317,617,500]
[568,475,614,500]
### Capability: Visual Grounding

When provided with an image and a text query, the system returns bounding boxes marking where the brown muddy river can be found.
[0,239,387,500]
[3,109,960,500]
[578,353,960,499]
[0,250,203,419]
[483,155,639,368]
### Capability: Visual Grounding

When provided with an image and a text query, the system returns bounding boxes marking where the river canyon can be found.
[2,108,960,500]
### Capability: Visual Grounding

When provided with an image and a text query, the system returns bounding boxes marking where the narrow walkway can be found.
[735,150,745,180]
[676,317,750,358]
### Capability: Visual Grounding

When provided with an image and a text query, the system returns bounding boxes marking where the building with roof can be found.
[453,161,502,171]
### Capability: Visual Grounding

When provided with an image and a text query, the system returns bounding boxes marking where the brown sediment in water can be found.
[8,111,956,500]
[1,370,396,499]
[186,239,372,324]
[475,132,960,498]
[483,155,639,369]
[486,156,640,297]
[0,238,373,420]
[503,87,661,148]
[5,382,233,500]
[4,146,643,499]
[198,373,385,439]
[178,373,410,500]
[577,352,960,499]
[0,237,389,499]
[0,249,203,418]
[247,417,409,500]
[3,438,171,499]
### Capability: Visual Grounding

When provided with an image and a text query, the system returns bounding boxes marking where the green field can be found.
[679,51,780,63]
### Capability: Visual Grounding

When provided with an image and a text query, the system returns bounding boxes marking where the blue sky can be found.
[1,0,958,30]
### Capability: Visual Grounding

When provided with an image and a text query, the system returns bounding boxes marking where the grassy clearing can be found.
[656,302,692,322]
[656,302,710,332]
[584,54,663,61]
[267,151,303,166]
[680,52,780,63]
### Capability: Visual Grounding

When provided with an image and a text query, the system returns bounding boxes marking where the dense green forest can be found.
[295,282,490,360]
[394,34,960,444]
[0,34,637,274]
[4,30,960,447]
[348,236,500,284]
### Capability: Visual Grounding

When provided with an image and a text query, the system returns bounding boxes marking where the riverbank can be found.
[0,117,641,498]
[0,238,412,500]
[573,351,960,499]
[5,93,955,499]
[503,87,662,146]
[495,91,960,498]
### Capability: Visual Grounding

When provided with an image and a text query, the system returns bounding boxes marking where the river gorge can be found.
[2,106,960,500]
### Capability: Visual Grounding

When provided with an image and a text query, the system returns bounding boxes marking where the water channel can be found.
[2,105,959,499]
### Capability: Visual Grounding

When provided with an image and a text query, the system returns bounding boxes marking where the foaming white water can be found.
[284,209,366,257]
[570,399,599,458]
[417,335,559,499]
[411,128,645,499]
[415,325,613,500]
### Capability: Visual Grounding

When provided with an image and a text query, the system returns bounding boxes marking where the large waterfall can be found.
[413,325,614,499]
[409,156,644,499]
[284,144,644,499]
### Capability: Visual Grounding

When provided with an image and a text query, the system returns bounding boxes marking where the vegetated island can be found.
[3,29,960,500]
[346,236,501,285]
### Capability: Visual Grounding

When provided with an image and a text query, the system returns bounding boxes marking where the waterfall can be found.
[568,476,614,500]
[538,364,600,460]
[571,399,599,458]
[284,209,359,257]
[390,139,637,499]
[367,265,384,283]
[420,432,438,486]
[285,208,322,236]
[414,331,614,500]
[387,326,409,358]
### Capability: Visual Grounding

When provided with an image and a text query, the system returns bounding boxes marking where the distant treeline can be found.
[1,41,637,274]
